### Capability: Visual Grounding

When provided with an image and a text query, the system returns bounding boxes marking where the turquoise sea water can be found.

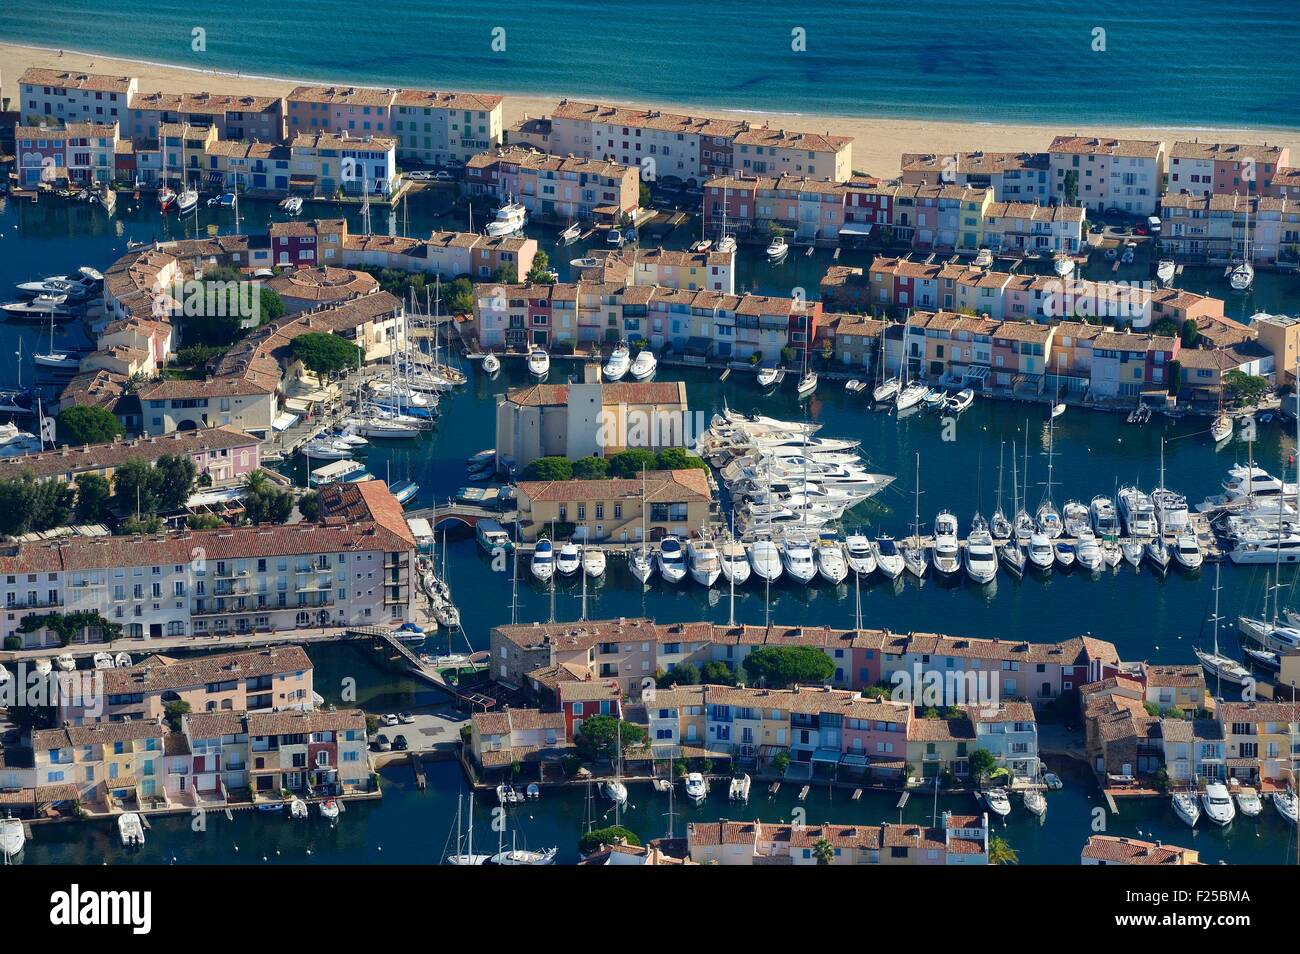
[2,0,1299,128]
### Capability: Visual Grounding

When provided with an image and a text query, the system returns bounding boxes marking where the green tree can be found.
[258,287,285,325]
[164,700,192,732]
[571,456,610,479]
[700,661,736,685]
[578,825,641,856]
[1223,369,1271,407]
[607,449,657,478]
[74,472,111,524]
[186,513,224,530]
[298,490,321,522]
[121,514,164,535]
[1180,319,1200,348]
[1151,317,1180,339]
[654,447,708,471]
[57,405,123,445]
[289,332,363,376]
[154,454,198,511]
[639,182,652,208]
[771,751,791,775]
[242,470,294,525]
[811,837,836,866]
[113,458,162,517]
[447,277,475,315]
[741,645,836,688]
[658,662,699,687]
[968,748,997,782]
[520,456,573,481]
[988,835,1019,865]
[525,251,554,284]
[573,714,647,763]
[1063,169,1078,206]
[492,264,519,284]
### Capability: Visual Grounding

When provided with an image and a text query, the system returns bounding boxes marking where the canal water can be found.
[19,753,1300,866]
[7,191,1300,864]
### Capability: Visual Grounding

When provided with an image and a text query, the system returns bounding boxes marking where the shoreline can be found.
[6,41,1300,179]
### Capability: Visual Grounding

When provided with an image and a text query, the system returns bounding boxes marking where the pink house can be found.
[842,698,912,777]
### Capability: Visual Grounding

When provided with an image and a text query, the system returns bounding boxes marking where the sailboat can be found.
[990,443,1012,541]
[716,184,736,254]
[446,793,490,864]
[1195,564,1251,686]
[1000,442,1027,579]
[1211,380,1233,443]
[795,338,817,398]
[629,471,655,583]
[1227,187,1255,292]
[903,453,928,577]
[32,307,78,372]
[1035,418,1063,537]
[872,332,900,404]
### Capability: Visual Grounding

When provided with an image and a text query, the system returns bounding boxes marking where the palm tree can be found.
[988,834,1019,865]
[811,836,836,866]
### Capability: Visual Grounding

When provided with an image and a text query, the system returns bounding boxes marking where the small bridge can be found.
[406,501,518,530]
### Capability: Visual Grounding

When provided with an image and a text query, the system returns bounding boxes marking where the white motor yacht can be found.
[816,538,848,584]
[555,543,581,576]
[687,539,722,586]
[1075,531,1103,572]
[1027,533,1055,570]
[931,511,961,575]
[657,536,688,583]
[685,772,708,803]
[982,787,1012,819]
[1053,540,1075,568]
[526,346,550,377]
[963,530,998,584]
[486,199,527,237]
[747,537,783,582]
[119,812,145,847]
[766,235,788,260]
[1172,533,1203,571]
[844,534,877,576]
[756,365,780,388]
[603,343,631,381]
[582,547,606,579]
[1201,782,1236,826]
[531,538,555,582]
[719,540,751,585]
[874,536,906,579]
[629,349,657,381]
[780,535,818,584]
[1235,787,1263,818]
[0,815,24,860]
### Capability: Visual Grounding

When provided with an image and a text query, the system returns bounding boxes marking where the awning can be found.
[811,747,842,764]
[838,223,875,237]
[272,412,299,432]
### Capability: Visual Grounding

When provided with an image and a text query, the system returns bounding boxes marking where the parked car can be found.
[393,734,409,751]
[380,713,400,727]
[406,170,432,181]
[373,734,392,752]
[398,712,415,724]
[431,170,454,182]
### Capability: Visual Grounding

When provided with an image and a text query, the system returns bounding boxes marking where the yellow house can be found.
[514,468,712,543]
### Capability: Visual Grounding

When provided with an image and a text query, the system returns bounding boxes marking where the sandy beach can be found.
[6,42,1300,178]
